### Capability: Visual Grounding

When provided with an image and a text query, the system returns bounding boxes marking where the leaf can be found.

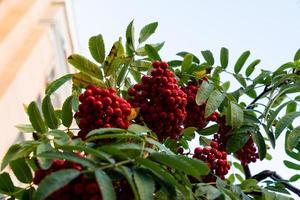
[117,166,140,199]
[117,64,129,86]
[139,22,158,43]
[68,54,102,78]
[245,59,260,77]
[15,124,34,133]
[205,90,225,118]
[227,102,244,129]
[195,81,214,105]
[149,153,209,176]
[266,101,292,130]
[1,144,22,170]
[252,131,266,160]
[128,124,150,134]
[87,128,125,137]
[28,101,47,133]
[0,172,14,194]
[72,72,106,88]
[45,74,72,95]
[240,179,259,192]
[34,169,80,200]
[233,162,244,173]
[42,95,59,129]
[283,160,300,170]
[37,151,96,168]
[89,34,105,63]
[126,20,135,52]
[226,133,250,153]
[275,112,300,139]
[62,96,73,127]
[182,53,193,72]
[9,158,32,183]
[135,42,165,56]
[176,52,200,64]
[220,47,229,69]
[289,174,300,182]
[287,126,300,151]
[103,41,124,76]
[234,74,247,88]
[234,51,250,74]
[133,169,155,200]
[182,127,197,140]
[201,50,214,65]
[145,138,174,155]
[294,48,300,61]
[36,143,53,170]
[286,102,297,114]
[145,44,161,61]
[95,170,116,200]
[197,124,218,135]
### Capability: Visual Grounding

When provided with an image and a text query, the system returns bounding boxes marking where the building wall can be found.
[0,0,76,160]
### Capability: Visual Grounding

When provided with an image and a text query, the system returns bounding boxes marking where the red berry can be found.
[152,60,161,68]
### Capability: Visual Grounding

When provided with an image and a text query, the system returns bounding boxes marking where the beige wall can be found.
[0,0,75,159]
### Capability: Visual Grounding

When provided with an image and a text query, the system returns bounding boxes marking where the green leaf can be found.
[95,170,116,200]
[0,172,14,194]
[233,162,244,173]
[117,166,140,200]
[36,143,53,170]
[195,81,214,105]
[267,101,292,130]
[201,50,214,65]
[145,44,161,61]
[68,54,102,78]
[139,22,158,43]
[89,34,105,63]
[145,138,175,155]
[227,102,244,129]
[287,126,300,151]
[294,48,300,61]
[240,179,259,192]
[245,59,260,77]
[234,74,247,88]
[72,72,106,88]
[286,102,297,114]
[62,96,73,127]
[126,20,135,52]
[117,64,129,86]
[28,101,47,133]
[149,153,209,177]
[195,184,221,199]
[197,124,218,135]
[1,144,22,170]
[42,96,59,129]
[103,41,124,76]
[226,133,250,153]
[133,169,155,200]
[283,160,300,170]
[177,52,200,64]
[9,158,32,183]
[252,131,266,160]
[128,124,150,134]
[205,90,225,118]
[222,81,230,91]
[135,42,164,56]
[15,124,34,133]
[45,74,72,96]
[275,112,300,139]
[199,136,212,146]
[37,151,96,168]
[35,169,80,200]
[234,51,250,74]
[220,47,229,69]
[87,128,125,137]
[182,53,193,72]
[289,174,300,182]
[182,127,197,140]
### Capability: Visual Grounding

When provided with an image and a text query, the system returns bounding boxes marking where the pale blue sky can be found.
[72,0,300,193]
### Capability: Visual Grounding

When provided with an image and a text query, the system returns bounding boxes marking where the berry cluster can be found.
[213,116,259,165]
[33,159,133,200]
[74,85,132,140]
[181,81,209,129]
[193,141,230,182]
[128,61,187,141]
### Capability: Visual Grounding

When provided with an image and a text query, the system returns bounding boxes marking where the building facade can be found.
[0,0,77,160]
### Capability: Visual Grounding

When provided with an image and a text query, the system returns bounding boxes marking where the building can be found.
[0,0,77,160]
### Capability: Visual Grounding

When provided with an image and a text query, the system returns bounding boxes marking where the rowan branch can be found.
[252,170,300,197]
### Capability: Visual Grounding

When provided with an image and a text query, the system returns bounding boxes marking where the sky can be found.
[72,0,300,194]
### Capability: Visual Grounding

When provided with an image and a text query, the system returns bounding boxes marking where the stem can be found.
[246,85,271,109]
[99,159,133,170]
[243,165,252,179]
[252,170,300,197]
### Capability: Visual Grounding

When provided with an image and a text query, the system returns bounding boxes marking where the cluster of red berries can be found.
[212,116,259,165]
[74,85,132,140]
[193,141,230,182]
[128,61,187,141]
[33,159,133,200]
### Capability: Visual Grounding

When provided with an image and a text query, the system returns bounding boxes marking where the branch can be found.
[243,164,252,179]
[246,85,271,109]
[252,170,300,197]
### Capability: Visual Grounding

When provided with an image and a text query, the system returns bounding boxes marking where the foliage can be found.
[1,21,300,200]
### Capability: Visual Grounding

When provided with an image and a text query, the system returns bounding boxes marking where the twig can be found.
[243,165,252,179]
[252,170,300,197]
